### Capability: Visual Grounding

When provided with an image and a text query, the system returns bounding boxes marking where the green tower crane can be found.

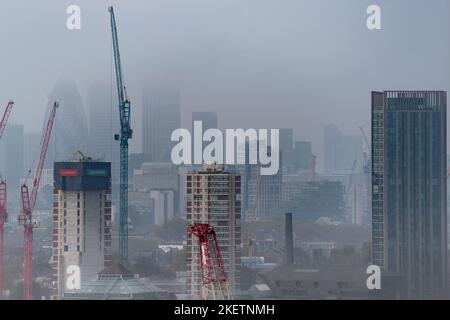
[109,6,132,265]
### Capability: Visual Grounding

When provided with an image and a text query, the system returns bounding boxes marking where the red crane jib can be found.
[20,101,58,300]
[0,101,14,141]
[188,223,228,286]
[28,102,58,211]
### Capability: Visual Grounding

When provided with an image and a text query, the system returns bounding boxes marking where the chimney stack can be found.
[284,212,294,264]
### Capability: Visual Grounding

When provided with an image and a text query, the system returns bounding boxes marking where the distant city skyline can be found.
[0,0,449,301]
[0,0,448,171]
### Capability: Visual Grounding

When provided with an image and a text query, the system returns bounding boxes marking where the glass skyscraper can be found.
[371,91,447,299]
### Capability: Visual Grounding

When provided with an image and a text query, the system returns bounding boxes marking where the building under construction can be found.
[186,163,241,299]
[51,157,112,299]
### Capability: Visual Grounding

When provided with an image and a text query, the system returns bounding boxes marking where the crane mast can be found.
[0,101,14,299]
[19,102,58,300]
[109,6,132,265]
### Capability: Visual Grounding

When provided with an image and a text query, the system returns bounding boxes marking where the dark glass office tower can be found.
[371,91,447,299]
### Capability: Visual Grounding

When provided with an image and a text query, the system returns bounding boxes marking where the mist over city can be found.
[0,0,449,305]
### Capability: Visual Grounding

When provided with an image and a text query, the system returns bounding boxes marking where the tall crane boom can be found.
[359,126,371,156]
[0,101,14,140]
[0,101,14,299]
[19,101,58,300]
[109,6,132,265]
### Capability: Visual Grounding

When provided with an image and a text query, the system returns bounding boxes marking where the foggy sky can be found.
[1,0,449,167]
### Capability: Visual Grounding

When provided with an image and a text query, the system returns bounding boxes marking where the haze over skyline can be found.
[0,0,449,164]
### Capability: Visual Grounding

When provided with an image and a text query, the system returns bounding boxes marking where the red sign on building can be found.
[59,168,78,177]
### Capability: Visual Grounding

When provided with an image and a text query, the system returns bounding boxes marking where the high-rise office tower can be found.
[371,91,447,299]
[248,165,282,219]
[279,129,294,171]
[133,162,181,218]
[87,83,120,215]
[142,87,180,162]
[52,159,112,299]
[46,80,88,165]
[87,83,120,173]
[324,124,362,173]
[192,112,218,159]
[151,190,175,226]
[279,129,294,153]
[294,141,312,171]
[186,163,241,299]
[247,146,282,219]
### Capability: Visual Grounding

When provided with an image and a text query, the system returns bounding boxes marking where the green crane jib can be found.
[109,6,132,265]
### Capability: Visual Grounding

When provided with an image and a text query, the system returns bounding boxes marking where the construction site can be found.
[0,6,236,301]
[1,0,441,304]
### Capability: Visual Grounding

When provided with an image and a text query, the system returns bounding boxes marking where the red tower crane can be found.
[19,102,58,300]
[188,223,231,300]
[0,101,14,299]
[0,101,14,139]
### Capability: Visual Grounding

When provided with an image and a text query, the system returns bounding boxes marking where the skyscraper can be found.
[294,141,312,171]
[279,129,294,171]
[45,80,89,166]
[151,190,174,226]
[371,91,447,299]
[186,163,241,299]
[52,159,112,299]
[247,146,282,219]
[324,124,362,173]
[88,84,120,159]
[142,87,180,162]
[87,83,120,195]
[192,112,218,160]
